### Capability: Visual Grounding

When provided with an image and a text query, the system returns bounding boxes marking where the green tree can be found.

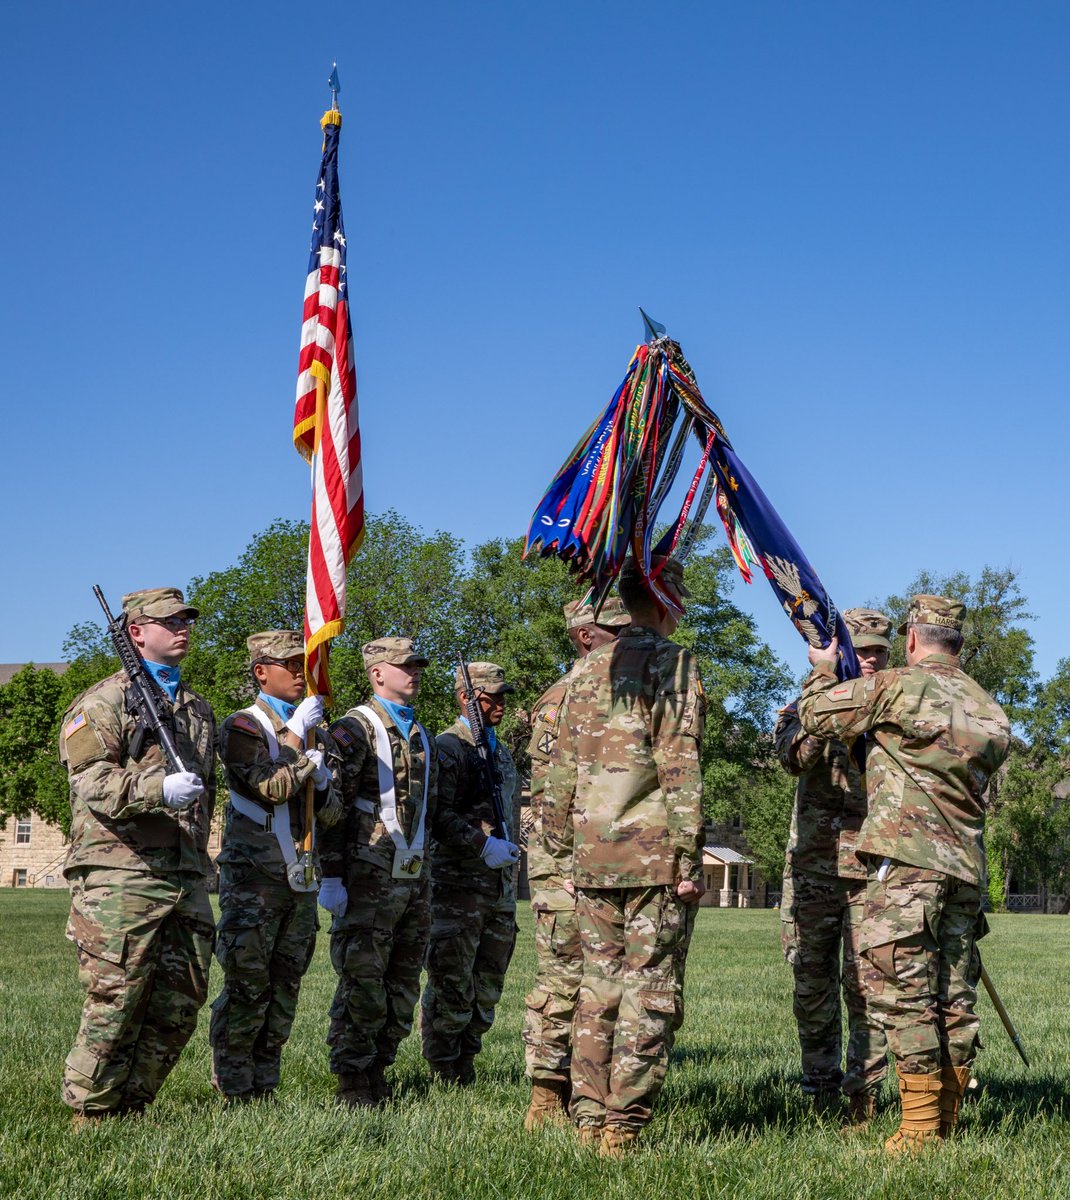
[0,665,70,831]
[988,659,1070,907]
[675,541,795,830]
[877,566,1037,720]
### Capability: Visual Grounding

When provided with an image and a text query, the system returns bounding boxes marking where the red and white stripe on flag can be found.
[293,113,364,704]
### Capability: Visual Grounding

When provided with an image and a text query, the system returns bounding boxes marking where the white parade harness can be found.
[227,704,318,893]
[354,705,430,880]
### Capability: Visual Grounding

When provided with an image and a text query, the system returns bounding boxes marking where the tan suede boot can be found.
[884,1067,944,1154]
[939,1064,972,1137]
[576,1125,603,1148]
[335,1070,376,1109]
[599,1128,640,1158]
[845,1090,877,1129]
[523,1079,570,1131]
[366,1060,392,1105]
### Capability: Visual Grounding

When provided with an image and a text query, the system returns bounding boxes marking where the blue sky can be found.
[1,1,1066,684]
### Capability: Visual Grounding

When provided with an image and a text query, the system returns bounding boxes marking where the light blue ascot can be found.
[145,660,180,703]
[258,691,297,723]
[378,697,415,741]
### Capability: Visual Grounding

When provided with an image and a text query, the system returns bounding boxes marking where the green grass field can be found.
[1,892,1067,1200]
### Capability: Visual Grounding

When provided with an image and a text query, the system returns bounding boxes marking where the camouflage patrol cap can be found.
[843,608,893,651]
[122,587,198,623]
[897,594,966,636]
[455,661,515,695]
[563,595,632,631]
[362,637,429,670]
[619,555,691,598]
[247,630,304,664]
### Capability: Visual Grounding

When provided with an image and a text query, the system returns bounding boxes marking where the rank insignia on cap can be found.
[231,714,261,735]
[64,712,87,739]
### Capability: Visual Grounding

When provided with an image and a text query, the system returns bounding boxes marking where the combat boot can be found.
[599,1127,640,1158]
[71,1111,107,1132]
[454,1054,477,1088]
[845,1090,878,1129]
[366,1060,392,1105]
[939,1064,972,1137]
[575,1124,603,1149]
[884,1067,943,1154]
[810,1089,842,1119]
[523,1079,570,1131]
[335,1070,376,1109]
[427,1060,458,1085]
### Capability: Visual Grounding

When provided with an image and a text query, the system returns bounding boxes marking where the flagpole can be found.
[301,65,342,887]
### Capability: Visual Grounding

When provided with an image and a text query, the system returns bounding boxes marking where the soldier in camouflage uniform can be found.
[209,630,341,1102]
[322,638,437,1107]
[523,596,631,1130]
[58,587,216,1124]
[798,595,1011,1153]
[421,662,521,1085]
[776,608,892,1122]
[545,558,706,1156]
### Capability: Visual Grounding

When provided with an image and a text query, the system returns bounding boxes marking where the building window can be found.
[15,819,32,845]
[13,869,27,887]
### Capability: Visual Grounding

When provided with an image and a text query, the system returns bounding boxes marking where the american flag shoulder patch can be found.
[230,714,261,736]
[333,724,354,748]
[64,712,88,739]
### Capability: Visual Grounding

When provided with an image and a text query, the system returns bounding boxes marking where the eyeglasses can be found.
[259,658,305,674]
[137,616,196,631]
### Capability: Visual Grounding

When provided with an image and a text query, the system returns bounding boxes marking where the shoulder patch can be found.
[64,711,88,739]
[541,705,558,725]
[333,724,354,748]
[230,714,262,735]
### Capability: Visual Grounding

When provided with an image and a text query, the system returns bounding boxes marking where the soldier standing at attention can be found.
[546,558,706,1156]
[322,638,436,1107]
[523,595,631,1130]
[421,662,521,1086]
[775,608,892,1123]
[798,595,1011,1153]
[58,588,216,1125]
[209,631,340,1103]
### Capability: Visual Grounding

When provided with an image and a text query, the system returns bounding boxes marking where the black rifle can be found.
[93,585,187,773]
[458,659,510,843]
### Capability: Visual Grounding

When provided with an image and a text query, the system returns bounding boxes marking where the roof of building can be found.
[0,663,69,686]
[703,845,753,865]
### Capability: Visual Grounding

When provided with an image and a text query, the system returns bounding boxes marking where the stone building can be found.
[0,813,68,888]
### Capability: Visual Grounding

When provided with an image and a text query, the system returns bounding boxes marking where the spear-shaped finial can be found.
[639,307,666,342]
[328,62,341,111]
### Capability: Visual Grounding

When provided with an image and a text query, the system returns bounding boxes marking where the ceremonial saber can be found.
[980,964,1030,1067]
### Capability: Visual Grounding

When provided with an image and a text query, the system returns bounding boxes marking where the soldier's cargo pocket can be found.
[635,989,677,1056]
[781,911,799,966]
[66,901,127,1000]
[859,883,935,996]
[523,988,552,1047]
[65,1044,109,1087]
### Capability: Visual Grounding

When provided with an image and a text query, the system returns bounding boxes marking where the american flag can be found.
[293,108,364,702]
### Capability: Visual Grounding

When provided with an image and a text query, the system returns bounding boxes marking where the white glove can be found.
[319,876,347,917]
[304,747,332,789]
[162,771,205,811]
[285,695,325,740]
[481,836,520,870]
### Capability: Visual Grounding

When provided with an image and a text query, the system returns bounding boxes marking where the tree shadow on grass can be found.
[962,1072,1070,1132]
[667,1065,825,1137]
